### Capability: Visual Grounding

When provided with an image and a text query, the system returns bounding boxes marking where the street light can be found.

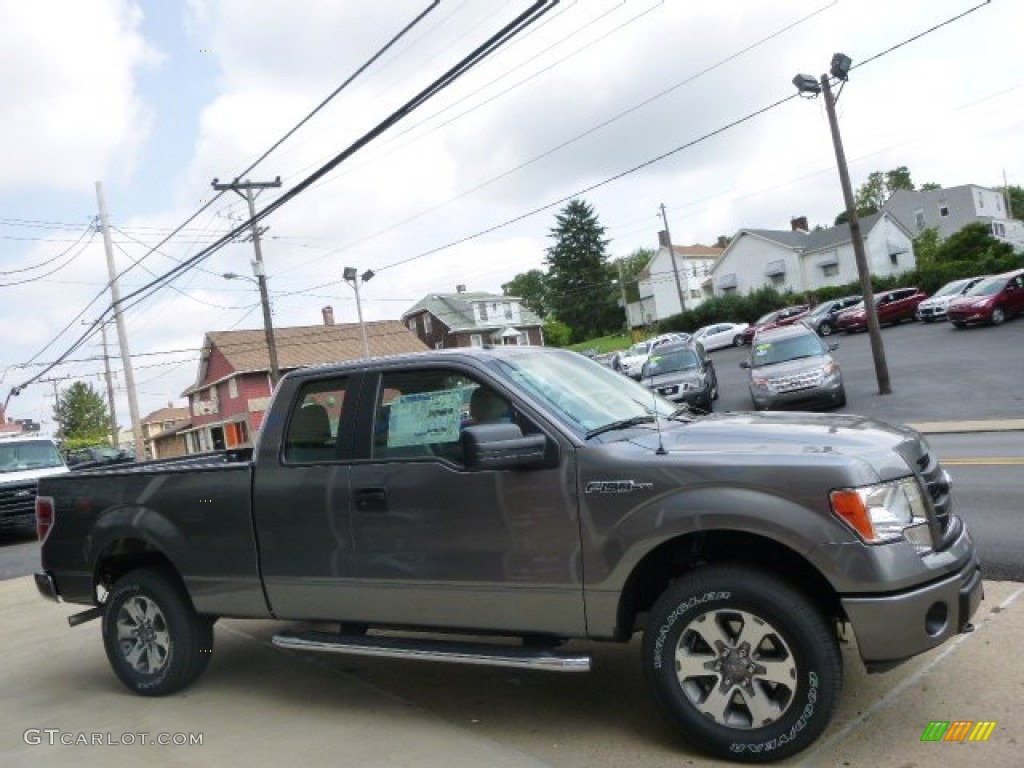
[224,262,281,385]
[343,267,375,359]
[793,53,891,395]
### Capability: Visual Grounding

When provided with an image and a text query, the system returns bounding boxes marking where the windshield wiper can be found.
[585,415,656,440]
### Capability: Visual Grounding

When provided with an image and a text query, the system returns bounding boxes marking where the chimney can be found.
[716,235,729,249]
[455,284,467,293]
[322,305,335,326]
[790,216,809,233]
[657,230,671,248]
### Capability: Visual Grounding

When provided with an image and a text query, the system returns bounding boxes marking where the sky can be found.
[1,0,1021,436]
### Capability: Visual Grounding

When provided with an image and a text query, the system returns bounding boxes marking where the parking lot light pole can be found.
[793,54,891,395]
[344,267,374,359]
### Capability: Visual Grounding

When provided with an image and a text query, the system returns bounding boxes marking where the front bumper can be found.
[842,547,983,668]
[751,379,844,410]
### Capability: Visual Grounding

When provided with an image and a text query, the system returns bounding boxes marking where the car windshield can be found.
[645,347,701,375]
[934,279,969,297]
[0,440,64,474]
[491,348,676,433]
[626,342,648,357]
[750,335,825,368]
[966,276,1008,297]
[806,302,835,318]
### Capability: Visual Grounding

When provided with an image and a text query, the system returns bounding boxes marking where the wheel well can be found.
[94,538,187,601]
[615,530,842,639]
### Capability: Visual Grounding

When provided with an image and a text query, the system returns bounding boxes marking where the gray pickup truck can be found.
[34,346,983,763]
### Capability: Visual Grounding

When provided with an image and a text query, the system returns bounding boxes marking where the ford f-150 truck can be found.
[34,346,983,763]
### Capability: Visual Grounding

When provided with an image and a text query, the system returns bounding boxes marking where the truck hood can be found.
[0,464,69,485]
[624,411,923,482]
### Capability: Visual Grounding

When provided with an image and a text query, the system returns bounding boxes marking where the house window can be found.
[228,378,238,399]
[822,264,839,277]
[939,203,949,217]
[424,314,432,334]
[407,318,417,332]
[992,222,1005,237]
[770,274,785,287]
[890,253,899,266]
[914,209,925,230]
[977,192,984,209]
[690,289,701,299]
[470,333,483,347]
[479,304,488,321]
[503,301,512,319]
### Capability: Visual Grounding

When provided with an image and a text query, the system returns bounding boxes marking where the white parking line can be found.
[798,585,1024,767]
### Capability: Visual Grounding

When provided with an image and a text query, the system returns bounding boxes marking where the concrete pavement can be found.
[908,419,1024,435]
[1,575,1021,768]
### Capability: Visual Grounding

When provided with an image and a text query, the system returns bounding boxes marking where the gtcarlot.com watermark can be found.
[24,729,203,747]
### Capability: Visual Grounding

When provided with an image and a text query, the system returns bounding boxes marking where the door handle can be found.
[353,487,387,513]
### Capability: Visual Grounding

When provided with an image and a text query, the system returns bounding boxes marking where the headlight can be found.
[830,478,930,550]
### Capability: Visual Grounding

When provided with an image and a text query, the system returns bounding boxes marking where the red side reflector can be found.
[36,496,55,542]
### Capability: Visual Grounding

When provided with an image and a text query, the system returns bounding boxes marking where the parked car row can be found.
[948,268,1024,327]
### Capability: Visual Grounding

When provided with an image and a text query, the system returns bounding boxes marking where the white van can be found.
[0,435,69,532]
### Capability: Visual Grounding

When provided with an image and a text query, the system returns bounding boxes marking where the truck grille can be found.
[768,369,824,393]
[0,480,38,528]
[916,451,954,547]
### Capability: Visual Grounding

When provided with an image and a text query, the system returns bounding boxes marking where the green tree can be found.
[544,199,618,342]
[55,381,110,449]
[912,227,941,266]
[502,269,548,318]
[932,222,1013,264]
[614,248,654,303]
[994,184,1024,219]
[542,317,572,347]
[920,182,942,191]
[837,166,918,224]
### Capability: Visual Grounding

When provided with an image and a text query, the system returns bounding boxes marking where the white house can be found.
[883,184,1024,251]
[711,213,915,297]
[628,234,723,327]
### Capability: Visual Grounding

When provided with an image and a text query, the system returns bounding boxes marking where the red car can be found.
[947,268,1024,327]
[835,287,928,333]
[739,304,810,344]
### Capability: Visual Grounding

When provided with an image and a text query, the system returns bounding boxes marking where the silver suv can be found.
[741,324,845,411]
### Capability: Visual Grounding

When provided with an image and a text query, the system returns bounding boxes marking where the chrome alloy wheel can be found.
[673,608,797,729]
[117,595,171,675]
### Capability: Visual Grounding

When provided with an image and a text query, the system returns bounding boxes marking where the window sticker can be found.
[387,390,464,447]
[754,343,771,356]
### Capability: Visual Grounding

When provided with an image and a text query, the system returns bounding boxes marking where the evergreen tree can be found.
[55,381,110,449]
[544,199,618,342]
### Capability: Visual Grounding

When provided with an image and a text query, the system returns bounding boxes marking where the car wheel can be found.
[952,321,967,329]
[991,306,1006,326]
[102,569,214,696]
[922,317,934,324]
[643,565,842,763]
[818,323,833,337]
[733,335,745,347]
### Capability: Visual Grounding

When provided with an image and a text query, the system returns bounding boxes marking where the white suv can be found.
[0,435,69,533]
[618,333,691,379]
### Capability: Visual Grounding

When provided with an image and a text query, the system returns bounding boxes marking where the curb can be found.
[908,419,1024,434]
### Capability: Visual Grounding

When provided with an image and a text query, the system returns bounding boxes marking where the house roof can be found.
[142,406,190,425]
[183,320,428,395]
[402,292,543,332]
[741,229,810,249]
[739,213,891,254]
[668,243,724,258]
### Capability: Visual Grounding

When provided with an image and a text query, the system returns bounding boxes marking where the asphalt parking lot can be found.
[2,318,1021,768]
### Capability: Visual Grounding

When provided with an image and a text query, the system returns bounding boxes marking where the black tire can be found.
[922,317,934,324]
[643,565,841,763]
[952,321,967,329]
[991,306,1006,326]
[102,569,214,696]
[818,322,833,337]
[733,335,745,347]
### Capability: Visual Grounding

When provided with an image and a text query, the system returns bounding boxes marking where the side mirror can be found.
[461,424,552,470]
[739,361,751,369]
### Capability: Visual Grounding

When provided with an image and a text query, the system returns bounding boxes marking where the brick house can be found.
[401,287,544,349]
[180,308,427,454]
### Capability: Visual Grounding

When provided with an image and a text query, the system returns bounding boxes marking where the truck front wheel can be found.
[102,569,214,696]
[642,565,841,763]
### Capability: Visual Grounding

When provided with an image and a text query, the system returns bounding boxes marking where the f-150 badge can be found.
[585,480,654,493]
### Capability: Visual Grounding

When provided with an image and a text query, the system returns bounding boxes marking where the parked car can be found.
[916,276,988,323]
[739,304,810,344]
[65,446,136,469]
[639,339,717,412]
[835,287,927,333]
[618,333,691,379]
[691,321,749,351]
[741,324,846,411]
[947,268,1024,327]
[801,295,862,336]
[0,434,68,531]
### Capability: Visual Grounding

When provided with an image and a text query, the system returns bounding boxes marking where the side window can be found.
[370,370,512,462]
[283,378,348,463]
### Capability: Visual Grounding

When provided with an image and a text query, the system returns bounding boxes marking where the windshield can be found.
[806,302,833,318]
[966,277,1007,297]
[646,347,700,375]
[750,334,826,368]
[491,348,676,433]
[0,440,64,474]
[626,342,648,357]
[934,279,969,297]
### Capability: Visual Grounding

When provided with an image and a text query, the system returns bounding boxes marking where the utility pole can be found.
[820,75,891,395]
[212,177,283,385]
[39,377,63,441]
[96,181,146,456]
[1004,169,1014,219]
[85,319,119,446]
[616,261,630,333]
[659,203,687,316]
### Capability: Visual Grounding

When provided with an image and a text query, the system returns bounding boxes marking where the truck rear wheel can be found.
[102,569,213,696]
[642,565,841,763]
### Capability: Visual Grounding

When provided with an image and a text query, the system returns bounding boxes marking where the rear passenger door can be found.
[345,363,586,636]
